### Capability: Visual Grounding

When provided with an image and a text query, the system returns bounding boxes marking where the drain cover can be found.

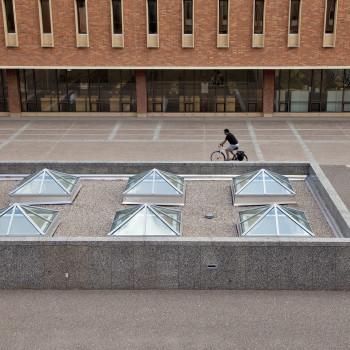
[205,213,214,219]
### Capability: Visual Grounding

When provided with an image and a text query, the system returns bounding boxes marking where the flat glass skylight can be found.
[10,168,81,205]
[231,169,296,206]
[237,204,314,237]
[0,204,60,237]
[109,204,182,236]
[123,169,185,205]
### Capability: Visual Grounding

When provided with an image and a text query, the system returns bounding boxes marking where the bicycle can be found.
[210,146,248,161]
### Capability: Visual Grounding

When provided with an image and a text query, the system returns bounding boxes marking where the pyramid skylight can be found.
[10,168,82,204]
[108,204,182,236]
[123,169,185,205]
[237,204,314,237]
[231,169,296,206]
[0,204,60,237]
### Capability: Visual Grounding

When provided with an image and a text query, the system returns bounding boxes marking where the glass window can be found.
[219,0,228,34]
[183,0,193,34]
[148,0,157,34]
[289,0,300,34]
[112,0,122,34]
[322,69,344,112]
[76,0,87,34]
[325,0,336,34]
[4,0,16,33]
[40,0,52,34]
[0,70,8,112]
[254,0,264,34]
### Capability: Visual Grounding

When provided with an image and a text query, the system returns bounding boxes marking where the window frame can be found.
[289,0,300,34]
[183,0,193,35]
[218,0,229,35]
[111,0,123,35]
[254,0,264,35]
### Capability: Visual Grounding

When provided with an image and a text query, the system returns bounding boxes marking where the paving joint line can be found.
[107,121,122,141]
[0,122,32,150]
[246,121,264,161]
[153,121,162,140]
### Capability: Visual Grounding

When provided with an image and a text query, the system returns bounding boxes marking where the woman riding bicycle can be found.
[219,129,239,161]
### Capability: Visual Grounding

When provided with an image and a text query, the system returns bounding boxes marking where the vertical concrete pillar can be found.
[263,70,275,117]
[136,70,147,117]
[6,69,21,117]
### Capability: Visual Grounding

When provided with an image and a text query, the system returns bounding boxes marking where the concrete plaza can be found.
[1,115,350,349]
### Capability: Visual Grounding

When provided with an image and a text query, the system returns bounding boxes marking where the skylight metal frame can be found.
[231,169,296,206]
[237,204,314,237]
[0,203,60,237]
[10,168,82,205]
[108,204,182,236]
[123,168,186,206]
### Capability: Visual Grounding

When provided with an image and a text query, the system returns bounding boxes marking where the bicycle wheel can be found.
[210,151,225,161]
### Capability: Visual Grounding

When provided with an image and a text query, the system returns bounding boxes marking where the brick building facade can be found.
[0,0,349,117]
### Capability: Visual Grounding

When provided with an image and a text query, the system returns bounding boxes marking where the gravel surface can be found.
[0,179,334,237]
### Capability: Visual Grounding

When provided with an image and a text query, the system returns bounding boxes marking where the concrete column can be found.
[6,69,21,117]
[263,70,275,117]
[136,70,147,117]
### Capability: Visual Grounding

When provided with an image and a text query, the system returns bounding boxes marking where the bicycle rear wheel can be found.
[210,151,225,161]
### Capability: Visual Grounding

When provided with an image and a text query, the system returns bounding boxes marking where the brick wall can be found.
[263,70,275,116]
[5,69,20,115]
[0,0,349,68]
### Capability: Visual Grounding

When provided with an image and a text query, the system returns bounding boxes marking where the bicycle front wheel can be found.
[210,151,225,161]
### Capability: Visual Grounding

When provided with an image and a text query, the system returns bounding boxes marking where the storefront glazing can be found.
[275,69,350,112]
[147,70,263,113]
[18,69,137,112]
[0,70,8,112]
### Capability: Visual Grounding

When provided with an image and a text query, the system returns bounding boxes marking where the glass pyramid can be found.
[0,204,60,237]
[10,168,81,204]
[237,204,314,237]
[123,169,185,205]
[232,169,296,206]
[108,204,182,236]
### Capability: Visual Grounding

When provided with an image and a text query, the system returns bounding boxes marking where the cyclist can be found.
[219,128,239,161]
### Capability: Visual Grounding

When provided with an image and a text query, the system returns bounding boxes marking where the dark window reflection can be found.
[325,0,336,34]
[112,0,122,34]
[219,0,228,34]
[4,0,16,34]
[254,0,264,34]
[0,70,9,112]
[289,0,300,34]
[77,0,87,34]
[148,0,157,34]
[40,0,52,34]
[147,70,263,113]
[183,0,193,34]
[274,69,348,112]
[18,69,136,112]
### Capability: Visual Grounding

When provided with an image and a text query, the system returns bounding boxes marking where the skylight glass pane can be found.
[16,171,41,189]
[268,171,294,192]
[0,207,13,236]
[126,174,154,194]
[152,207,181,232]
[264,174,293,194]
[159,171,184,191]
[14,173,44,194]
[113,206,140,222]
[124,171,149,192]
[146,208,178,235]
[51,171,77,192]
[234,177,254,192]
[239,173,265,194]
[240,210,266,234]
[276,209,311,236]
[114,207,147,235]
[232,171,257,186]
[281,207,312,231]
[154,173,180,195]
[9,208,41,236]
[21,206,57,232]
[239,205,269,221]
[40,173,67,194]
[153,206,181,221]
[244,208,277,236]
